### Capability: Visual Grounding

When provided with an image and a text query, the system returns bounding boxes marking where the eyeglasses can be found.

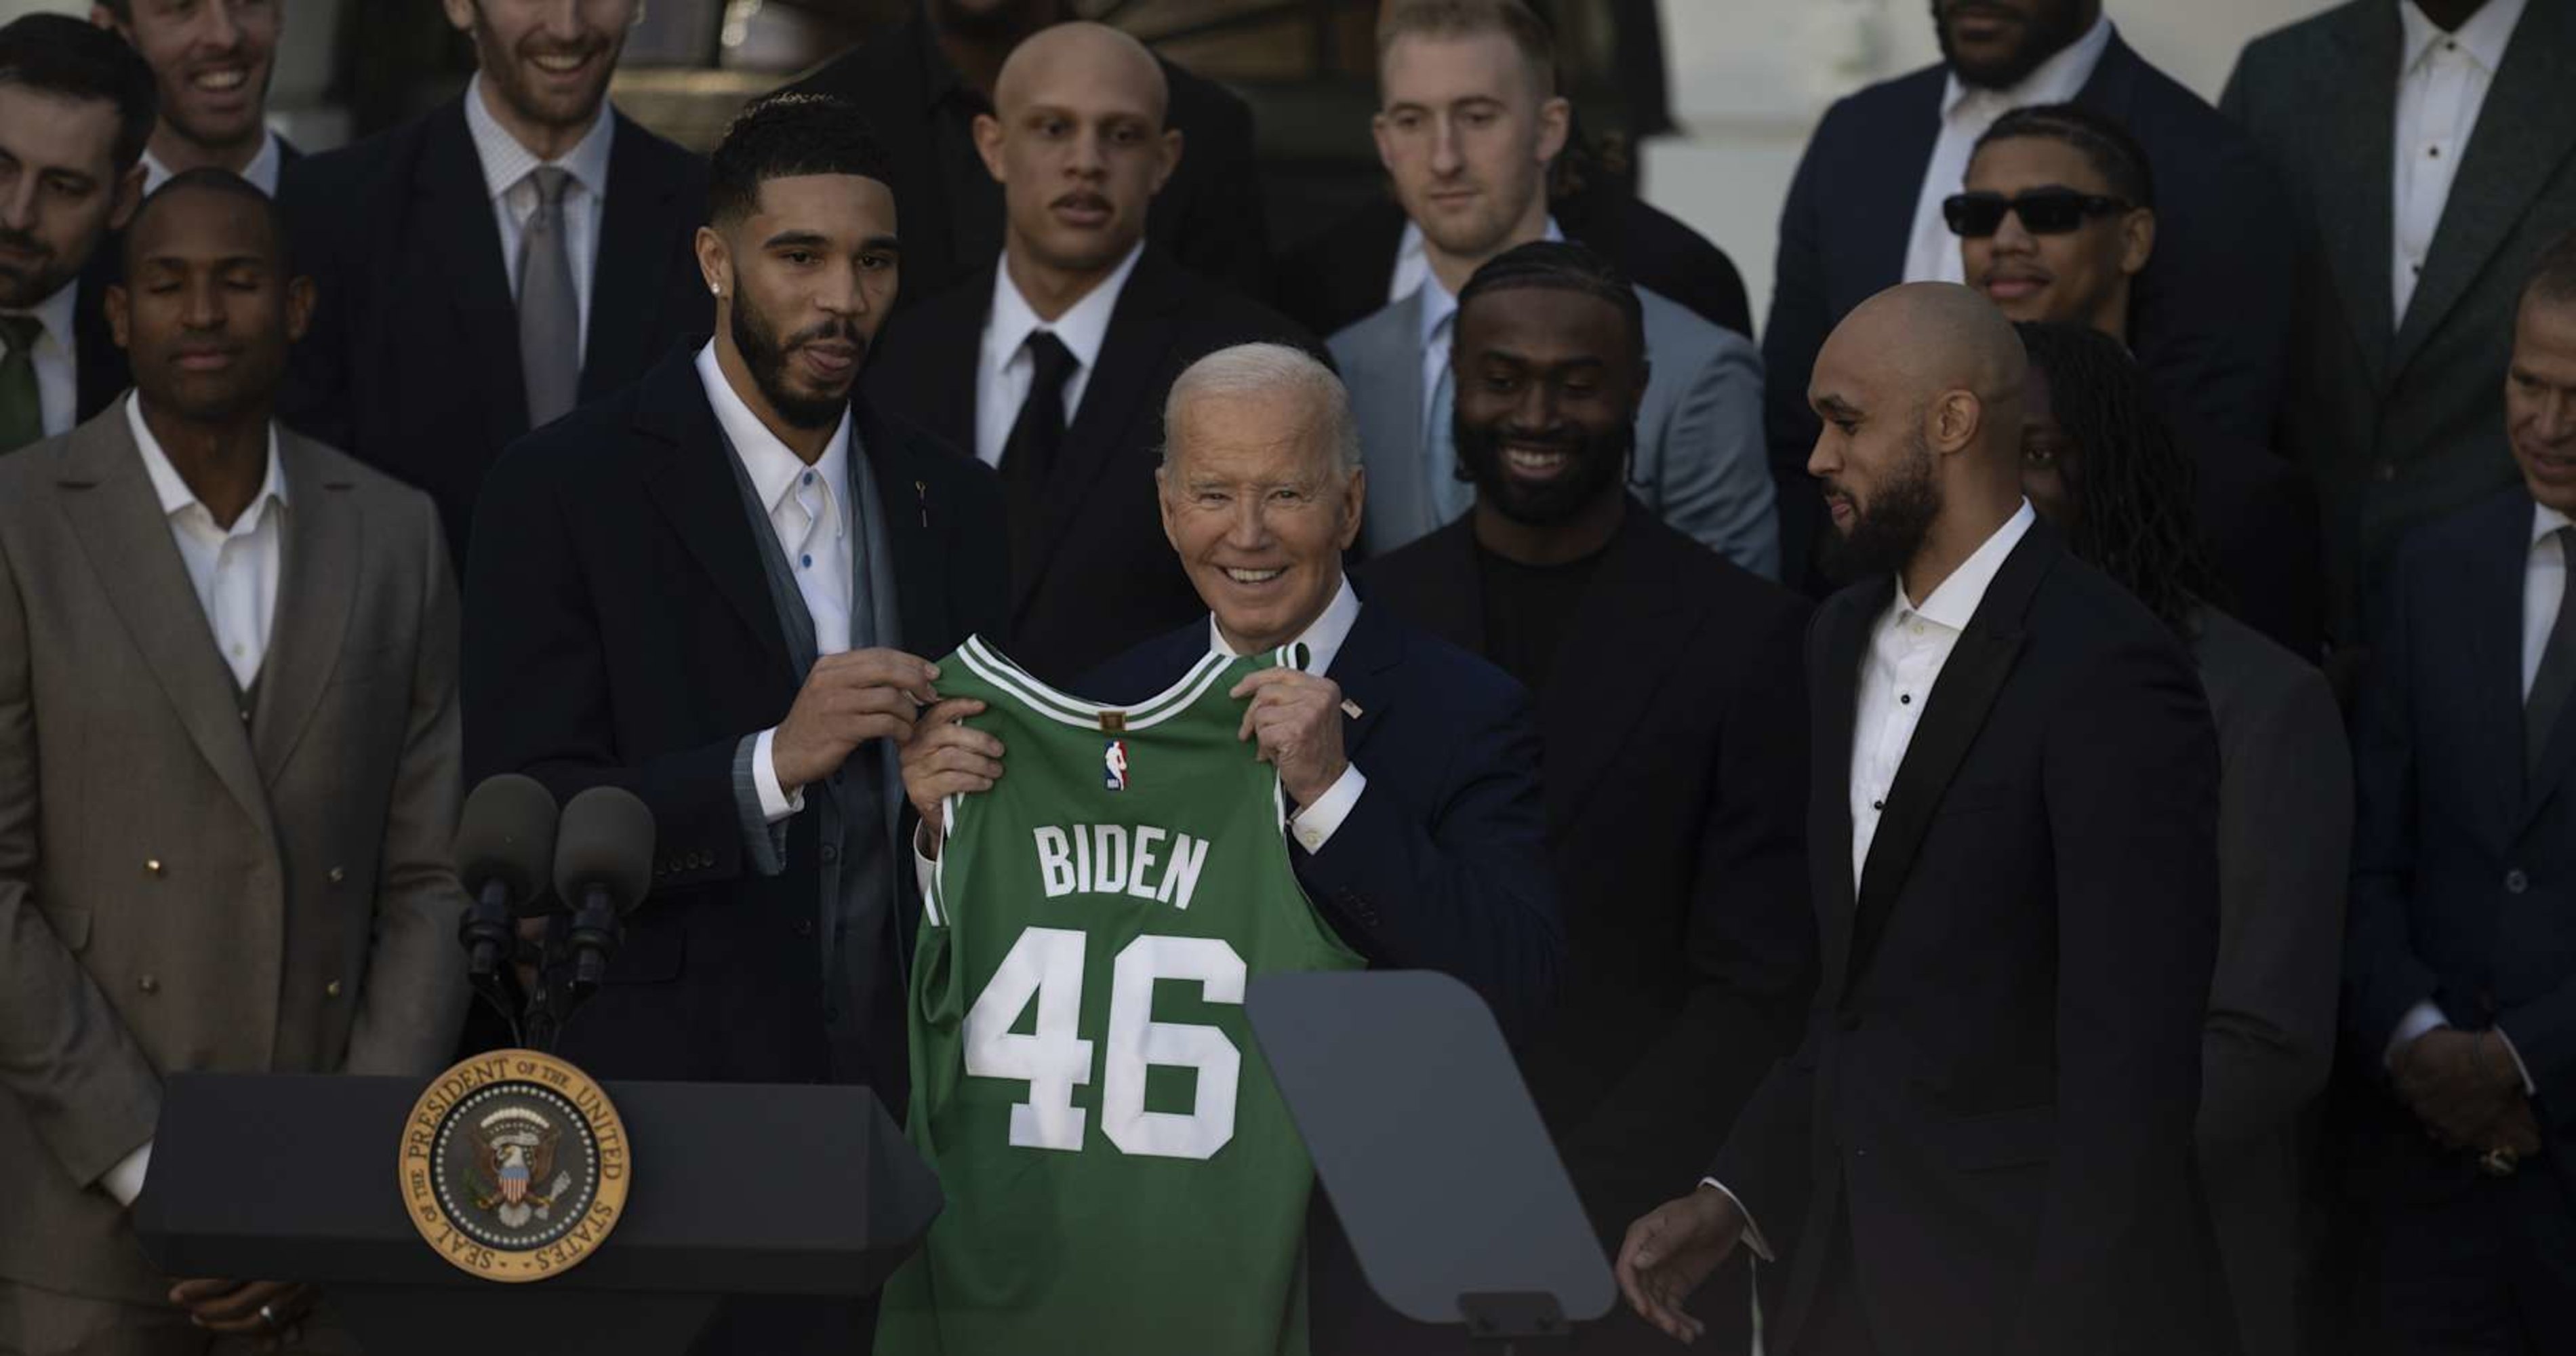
[1942,190,2132,238]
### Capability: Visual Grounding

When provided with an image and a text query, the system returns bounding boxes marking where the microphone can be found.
[455,774,561,984]
[552,786,656,999]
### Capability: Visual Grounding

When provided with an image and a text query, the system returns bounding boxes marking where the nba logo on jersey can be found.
[1104,740,1129,791]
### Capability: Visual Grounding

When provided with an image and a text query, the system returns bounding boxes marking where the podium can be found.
[132,1073,942,1356]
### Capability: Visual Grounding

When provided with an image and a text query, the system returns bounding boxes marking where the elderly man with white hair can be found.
[901,341,1563,1033]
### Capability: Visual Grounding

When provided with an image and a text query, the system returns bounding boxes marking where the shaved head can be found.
[993,21,1169,126]
[1808,283,2034,593]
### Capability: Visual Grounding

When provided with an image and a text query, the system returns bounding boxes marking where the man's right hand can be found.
[1615,1184,1745,1344]
[772,650,942,793]
[900,699,1003,859]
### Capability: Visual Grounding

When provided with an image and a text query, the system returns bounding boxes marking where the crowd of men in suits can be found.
[1,1,2572,1355]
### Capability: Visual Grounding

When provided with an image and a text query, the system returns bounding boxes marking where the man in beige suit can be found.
[0,170,468,1354]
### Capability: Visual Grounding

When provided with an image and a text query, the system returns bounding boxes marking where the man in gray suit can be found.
[0,172,468,1355]
[2223,0,2576,641]
[2015,319,2351,1356]
[1330,0,1775,575]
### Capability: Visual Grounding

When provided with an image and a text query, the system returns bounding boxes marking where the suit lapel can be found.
[51,412,274,838]
[249,432,359,784]
[638,356,799,685]
[858,402,956,659]
[2392,0,2576,371]
[582,111,691,400]
[1812,582,1880,1006]
[2311,7,2403,384]
[1843,527,2055,995]
[1863,71,1945,290]
[421,101,530,445]
[1328,595,1401,763]
[1539,506,1691,808]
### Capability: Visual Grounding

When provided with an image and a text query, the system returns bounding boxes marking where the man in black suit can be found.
[0,16,153,452]
[2342,232,2576,1354]
[1617,284,2226,1356]
[278,0,710,567]
[1765,0,2293,592]
[91,0,294,194]
[1957,102,2322,658]
[464,87,1005,1139]
[1367,242,1811,1354]
[787,0,1266,308]
[864,22,1313,686]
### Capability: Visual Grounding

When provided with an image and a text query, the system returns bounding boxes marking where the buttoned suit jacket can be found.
[1331,285,1777,575]
[2221,0,2576,641]
[0,407,469,1304]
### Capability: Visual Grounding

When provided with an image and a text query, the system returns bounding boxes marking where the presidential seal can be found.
[400,1050,630,1282]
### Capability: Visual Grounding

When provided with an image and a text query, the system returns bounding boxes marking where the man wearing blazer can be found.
[863,22,1316,686]
[1766,1,2293,593]
[277,0,710,569]
[2223,0,2576,643]
[0,16,157,453]
[786,0,1268,307]
[1367,244,1812,1355]
[2341,234,2576,1353]
[0,172,468,1355]
[1617,285,2227,1356]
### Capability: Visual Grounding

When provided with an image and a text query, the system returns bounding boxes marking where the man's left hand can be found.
[169,1279,312,1348]
[2393,1028,2524,1147]
[1232,667,1348,809]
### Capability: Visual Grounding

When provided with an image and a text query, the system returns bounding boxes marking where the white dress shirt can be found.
[141,127,285,197]
[696,342,857,822]
[1703,500,2037,1257]
[972,241,1144,467]
[1901,14,2115,287]
[2384,498,2564,1093]
[463,72,614,357]
[2391,0,2529,324]
[1209,574,1368,854]
[3,278,81,441]
[98,395,289,1208]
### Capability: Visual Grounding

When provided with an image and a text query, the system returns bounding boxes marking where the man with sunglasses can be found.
[1761,0,2294,594]
[1952,103,2325,662]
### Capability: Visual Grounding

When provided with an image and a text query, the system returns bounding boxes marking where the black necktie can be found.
[1001,331,1078,489]
[2527,525,2576,781]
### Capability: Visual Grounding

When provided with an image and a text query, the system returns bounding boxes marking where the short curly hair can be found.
[708,94,895,226]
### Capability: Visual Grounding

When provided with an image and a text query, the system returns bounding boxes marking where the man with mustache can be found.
[1954,102,2325,659]
[1331,0,1775,574]
[276,0,710,570]
[1,168,468,1356]
[1365,241,1813,1355]
[1615,283,2228,1356]
[90,0,292,195]
[0,14,155,453]
[1763,0,2293,595]
[462,94,1007,1353]
[862,21,1316,685]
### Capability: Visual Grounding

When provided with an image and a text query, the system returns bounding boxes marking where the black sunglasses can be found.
[1943,189,2132,238]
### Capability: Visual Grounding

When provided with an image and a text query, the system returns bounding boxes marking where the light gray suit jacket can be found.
[2223,0,2576,639]
[1330,283,1779,576]
[2192,607,2351,1356]
[0,406,469,1303]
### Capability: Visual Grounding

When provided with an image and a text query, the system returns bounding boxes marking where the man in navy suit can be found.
[1763,1,2293,591]
[2343,229,2576,1353]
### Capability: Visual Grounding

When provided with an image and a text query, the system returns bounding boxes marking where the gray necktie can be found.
[1424,315,1474,532]
[2527,526,2576,781]
[517,166,580,428]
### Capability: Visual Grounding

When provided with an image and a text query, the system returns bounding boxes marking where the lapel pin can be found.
[914,479,929,528]
[1340,698,1363,720]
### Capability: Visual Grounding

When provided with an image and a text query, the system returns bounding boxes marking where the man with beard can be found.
[786,0,1267,307]
[461,94,1007,1354]
[861,22,1316,685]
[91,1,292,194]
[1366,241,1813,1355]
[0,14,156,452]
[277,0,710,568]
[1763,0,2292,595]
[1331,0,1773,573]
[1615,283,2228,1356]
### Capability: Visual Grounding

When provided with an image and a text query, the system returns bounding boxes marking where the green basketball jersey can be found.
[876,635,1365,1356]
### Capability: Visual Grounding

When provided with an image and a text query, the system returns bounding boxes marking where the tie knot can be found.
[1024,330,1078,384]
[0,313,42,353]
[527,165,573,210]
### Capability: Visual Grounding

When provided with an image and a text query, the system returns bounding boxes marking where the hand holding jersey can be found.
[773,648,943,793]
[1230,667,1350,807]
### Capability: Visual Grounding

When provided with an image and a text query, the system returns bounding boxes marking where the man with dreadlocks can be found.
[2015,320,2350,1356]
[1954,102,2325,660]
[1369,240,1815,1353]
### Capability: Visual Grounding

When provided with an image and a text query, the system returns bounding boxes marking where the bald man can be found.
[863,21,1317,685]
[1614,285,2230,1356]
